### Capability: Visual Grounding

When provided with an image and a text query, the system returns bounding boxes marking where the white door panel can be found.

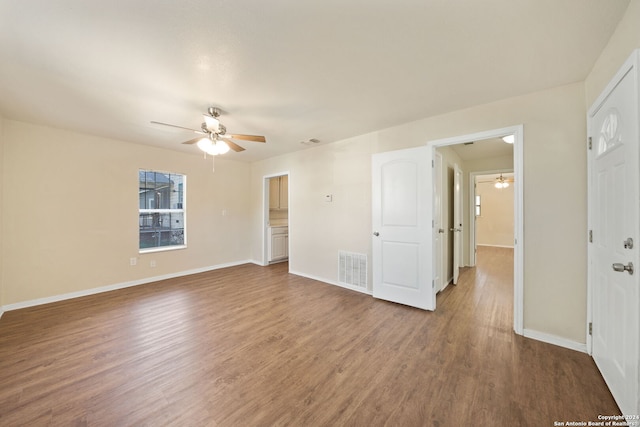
[588,50,640,416]
[372,146,435,311]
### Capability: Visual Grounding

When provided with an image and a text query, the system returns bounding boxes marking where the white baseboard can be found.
[523,328,587,353]
[0,308,4,320]
[1,259,252,313]
[289,269,372,296]
[476,244,515,249]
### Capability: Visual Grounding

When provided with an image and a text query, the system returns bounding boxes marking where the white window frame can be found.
[139,169,187,253]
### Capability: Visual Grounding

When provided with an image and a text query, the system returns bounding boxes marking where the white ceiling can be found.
[0,1,630,162]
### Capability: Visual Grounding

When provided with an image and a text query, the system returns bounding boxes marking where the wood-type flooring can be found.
[0,247,620,426]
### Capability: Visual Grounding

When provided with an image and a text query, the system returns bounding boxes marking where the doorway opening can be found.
[430,126,523,335]
[262,172,290,266]
[470,171,514,266]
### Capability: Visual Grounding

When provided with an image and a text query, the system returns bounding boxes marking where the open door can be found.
[588,50,640,415]
[434,152,444,292]
[452,163,463,284]
[372,146,435,311]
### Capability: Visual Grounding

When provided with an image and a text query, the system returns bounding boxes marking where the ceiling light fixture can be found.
[196,135,229,156]
[495,174,510,189]
[502,135,515,144]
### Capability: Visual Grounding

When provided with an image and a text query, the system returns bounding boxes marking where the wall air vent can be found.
[338,251,367,289]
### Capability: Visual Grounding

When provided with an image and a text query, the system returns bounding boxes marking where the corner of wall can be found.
[0,114,5,312]
[585,0,640,106]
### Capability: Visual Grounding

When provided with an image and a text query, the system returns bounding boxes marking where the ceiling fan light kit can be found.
[197,136,230,155]
[494,173,510,189]
[151,106,266,157]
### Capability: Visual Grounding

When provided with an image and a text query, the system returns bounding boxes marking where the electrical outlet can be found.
[150,260,156,268]
[130,257,137,266]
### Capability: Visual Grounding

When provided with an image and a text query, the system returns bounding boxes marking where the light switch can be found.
[325,194,333,202]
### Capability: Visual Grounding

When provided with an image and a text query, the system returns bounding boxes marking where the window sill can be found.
[139,245,187,254]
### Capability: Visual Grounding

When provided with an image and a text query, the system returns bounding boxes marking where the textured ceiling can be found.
[0,1,630,161]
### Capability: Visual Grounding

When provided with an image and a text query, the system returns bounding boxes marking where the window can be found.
[139,170,186,252]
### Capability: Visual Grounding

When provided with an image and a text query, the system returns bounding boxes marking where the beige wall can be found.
[2,120,252,305]
[476,181,514,247]
[251,81,587,342]
[585,0,639,106]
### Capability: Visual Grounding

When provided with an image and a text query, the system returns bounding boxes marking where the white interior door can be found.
[372,146,435,311]
[434,152,444,291]
[452,163,463,284]
[588,50,640,415]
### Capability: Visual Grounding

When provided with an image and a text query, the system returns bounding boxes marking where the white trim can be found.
[523,328,588,353]
[428,124,525,336]
[0,308,4,320]
[139,244,187,254]
[1,260,251,313]
[289,269,372,296]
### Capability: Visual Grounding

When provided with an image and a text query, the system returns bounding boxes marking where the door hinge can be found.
[432,280,435,289]
[432,159,434,167]
[588,322,592,336]
[588,136,592,150]
[589,230,593,243]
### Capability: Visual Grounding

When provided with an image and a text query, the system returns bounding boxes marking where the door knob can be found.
[373,231,379,236]
[612,262,634,275]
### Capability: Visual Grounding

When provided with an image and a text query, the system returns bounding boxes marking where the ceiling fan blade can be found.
[151,121,204,133]
[228,134,266,143]
[182,137,207,145]
[222,139,246,152]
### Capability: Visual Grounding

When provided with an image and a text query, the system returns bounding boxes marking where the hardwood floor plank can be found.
[0,248,620,426]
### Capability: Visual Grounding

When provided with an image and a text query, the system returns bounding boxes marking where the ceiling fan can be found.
[478,173,514,189]
[151,107,266,155]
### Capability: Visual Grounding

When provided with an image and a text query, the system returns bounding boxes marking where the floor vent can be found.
[338,251,367,289]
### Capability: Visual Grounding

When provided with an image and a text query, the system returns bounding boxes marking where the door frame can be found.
[262,171,291,267]
[469,169,514,266]
[429,125,524,335]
